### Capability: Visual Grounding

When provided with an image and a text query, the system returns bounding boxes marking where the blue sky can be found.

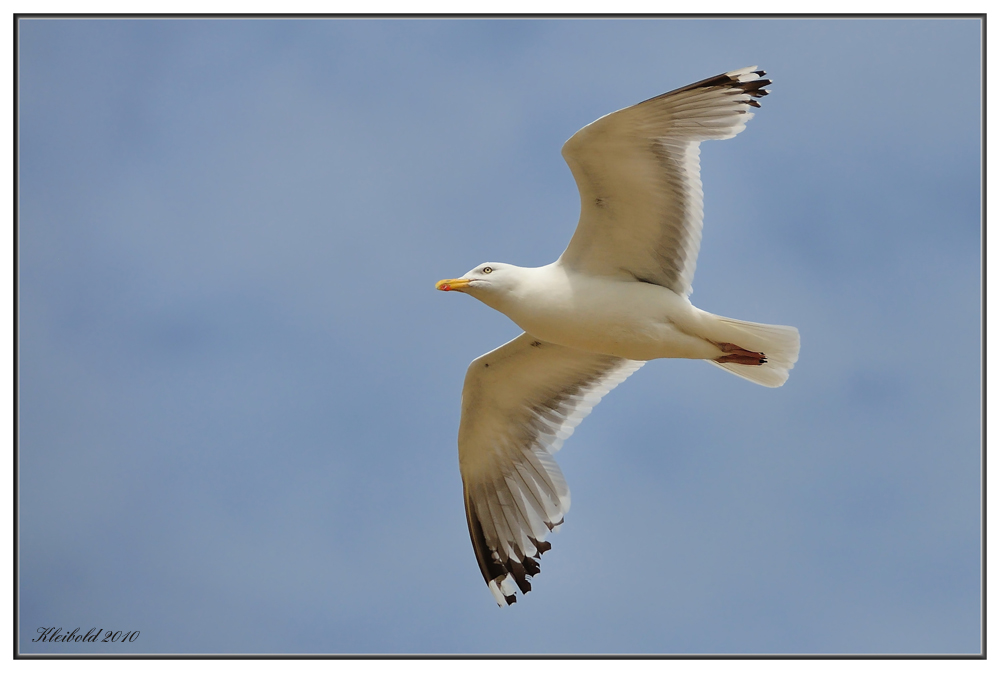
[17,18,981,654]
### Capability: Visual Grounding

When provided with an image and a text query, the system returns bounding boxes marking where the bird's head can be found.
[436,263,521,306]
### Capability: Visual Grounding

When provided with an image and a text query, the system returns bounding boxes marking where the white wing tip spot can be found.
[488,578,508,606]
[488,576,519,607]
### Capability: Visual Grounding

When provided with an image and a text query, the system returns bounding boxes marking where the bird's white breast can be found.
[499,264,719,361]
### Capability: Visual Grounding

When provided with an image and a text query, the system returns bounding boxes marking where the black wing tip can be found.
[468,498,556,606]
[485,536,553,606]
[725,69,772,102]
[640,67,772,107]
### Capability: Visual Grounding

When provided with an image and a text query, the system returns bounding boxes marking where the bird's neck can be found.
[480,263,566,318]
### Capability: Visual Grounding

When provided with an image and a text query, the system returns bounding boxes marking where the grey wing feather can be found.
[558,66,771,297]
[458,332,643,606]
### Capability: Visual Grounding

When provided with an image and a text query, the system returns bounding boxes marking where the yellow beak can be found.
[436,278,472,292]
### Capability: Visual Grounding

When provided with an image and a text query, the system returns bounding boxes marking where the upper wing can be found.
[458,332,644,606]
[558,66,771,297]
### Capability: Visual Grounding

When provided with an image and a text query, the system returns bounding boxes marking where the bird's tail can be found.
[706,316,800,388]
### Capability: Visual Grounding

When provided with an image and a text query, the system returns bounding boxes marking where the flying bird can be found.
[436,66,800,606]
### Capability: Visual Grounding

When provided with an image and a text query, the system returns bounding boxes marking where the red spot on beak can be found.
[441,284,451,291]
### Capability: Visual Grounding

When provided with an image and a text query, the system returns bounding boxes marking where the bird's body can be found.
[436,66,800,606]
[470,262,721,362]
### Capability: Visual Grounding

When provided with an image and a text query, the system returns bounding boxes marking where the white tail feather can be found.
[707,316,800,388]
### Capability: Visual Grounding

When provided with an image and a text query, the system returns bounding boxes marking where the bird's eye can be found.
[482,266,493,274]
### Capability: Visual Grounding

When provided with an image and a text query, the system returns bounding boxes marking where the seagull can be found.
[436,66,800,607]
